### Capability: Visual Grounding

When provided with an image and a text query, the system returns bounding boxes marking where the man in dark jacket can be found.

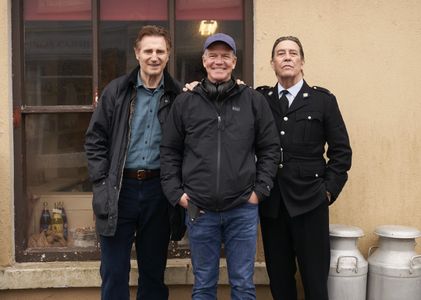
[85,25,183,300]
[160,33,280,300]
[257,36,352,300]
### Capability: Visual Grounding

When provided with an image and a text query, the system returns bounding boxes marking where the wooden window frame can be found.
[12,0,253,262]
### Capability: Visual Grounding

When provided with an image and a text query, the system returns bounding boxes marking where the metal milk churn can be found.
[328,224,368,300]
[367,225,421,300]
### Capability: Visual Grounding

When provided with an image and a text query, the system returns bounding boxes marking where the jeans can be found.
[100,177,170,300]
[187,202,259,300]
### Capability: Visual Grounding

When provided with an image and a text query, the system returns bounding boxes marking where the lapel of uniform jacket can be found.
[266,83,282,116]
[287,80,311,114]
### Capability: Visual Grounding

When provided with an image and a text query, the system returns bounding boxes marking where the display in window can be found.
[28,195,97,249]
[51,203,64,236]
[70,227,96,248]
[39,201,51,232]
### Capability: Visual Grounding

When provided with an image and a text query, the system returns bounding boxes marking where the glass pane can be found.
[25,113,91,194]
[24,0,92,106]
[99,0,168,91]
[175,0,244,84]
[25,113,95,250]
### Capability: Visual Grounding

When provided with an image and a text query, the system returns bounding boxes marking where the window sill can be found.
[0,259,269,289]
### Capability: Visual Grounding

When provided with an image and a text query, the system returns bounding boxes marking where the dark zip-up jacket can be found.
[160,82,280,211]
[85,66,181,236]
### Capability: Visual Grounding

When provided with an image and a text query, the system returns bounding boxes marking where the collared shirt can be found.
[277,79,304,107]
[125,73,164,170]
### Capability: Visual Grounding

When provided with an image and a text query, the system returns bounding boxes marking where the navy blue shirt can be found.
[125,73,164,169]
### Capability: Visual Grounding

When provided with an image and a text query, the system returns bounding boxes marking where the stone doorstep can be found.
[0,259,269,289]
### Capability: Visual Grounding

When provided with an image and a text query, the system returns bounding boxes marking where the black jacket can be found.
[85,66,184,238]
[160,82,280,211]
[257,81,352,218]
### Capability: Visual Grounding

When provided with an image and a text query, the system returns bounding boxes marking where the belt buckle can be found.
[136,169,146,180]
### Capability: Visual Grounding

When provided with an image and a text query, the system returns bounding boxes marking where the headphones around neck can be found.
[201,78,236,102]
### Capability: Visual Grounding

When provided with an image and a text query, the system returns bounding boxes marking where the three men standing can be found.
[86,26,351,300]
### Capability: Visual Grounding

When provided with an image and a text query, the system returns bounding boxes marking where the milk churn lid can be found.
[375,225,421,239]
[329,224,364,238]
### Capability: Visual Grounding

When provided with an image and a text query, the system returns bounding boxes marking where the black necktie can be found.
[280,90,289,114]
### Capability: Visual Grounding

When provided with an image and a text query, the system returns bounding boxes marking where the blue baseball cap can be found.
[203,33,236,55]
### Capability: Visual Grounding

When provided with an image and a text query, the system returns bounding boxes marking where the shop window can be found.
[13,0,252,262]
[175,0,244,83]
[99,0,168,90]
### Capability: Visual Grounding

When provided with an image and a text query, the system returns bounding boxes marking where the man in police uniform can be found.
[257,36,352,300]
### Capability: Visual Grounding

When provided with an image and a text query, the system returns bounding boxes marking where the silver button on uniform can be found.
[280,131,285,135]
[283,116,288,121]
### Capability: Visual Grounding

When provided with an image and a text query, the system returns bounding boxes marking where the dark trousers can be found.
[260,200,330,300]
[100,177,170,300]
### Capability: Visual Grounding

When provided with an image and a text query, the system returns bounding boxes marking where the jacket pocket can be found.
[293,111,323,143]
[169,203,187,241]
[299,162,325,179]
[92,179,109,219]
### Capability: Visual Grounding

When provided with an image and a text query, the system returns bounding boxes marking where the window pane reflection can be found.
[99,0,168,90]
[25,113,95,250]
[175,0,244,84]
[26,113,92,194]
[24,0,92,106]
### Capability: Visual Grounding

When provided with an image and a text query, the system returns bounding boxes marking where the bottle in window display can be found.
[60,202,68,240]
[51,203,64,236]
[39,201,51,232]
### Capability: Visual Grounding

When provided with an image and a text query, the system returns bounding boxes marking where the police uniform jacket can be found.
[257,80,352,218]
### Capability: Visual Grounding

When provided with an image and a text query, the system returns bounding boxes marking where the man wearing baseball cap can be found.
[160,33,280,299]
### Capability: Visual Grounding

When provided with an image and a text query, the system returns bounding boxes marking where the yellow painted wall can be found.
[255,0,421,255]
[0,0,14,267]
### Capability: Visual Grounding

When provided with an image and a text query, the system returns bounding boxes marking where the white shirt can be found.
[277,79,304,107]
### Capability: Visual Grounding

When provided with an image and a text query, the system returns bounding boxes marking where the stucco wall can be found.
[0,0,13,267]
[255,0,421,255]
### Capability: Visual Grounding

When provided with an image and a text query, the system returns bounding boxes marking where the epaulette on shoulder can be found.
[256,85,271,92]
[256,85,275,96]
[312,86,332,95]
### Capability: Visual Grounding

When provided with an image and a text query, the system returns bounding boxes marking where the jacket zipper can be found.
[200,89,239,211]
[118,86,137,192]
[216,115,222,210]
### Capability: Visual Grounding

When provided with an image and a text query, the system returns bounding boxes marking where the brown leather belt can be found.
[123,169,160,180]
